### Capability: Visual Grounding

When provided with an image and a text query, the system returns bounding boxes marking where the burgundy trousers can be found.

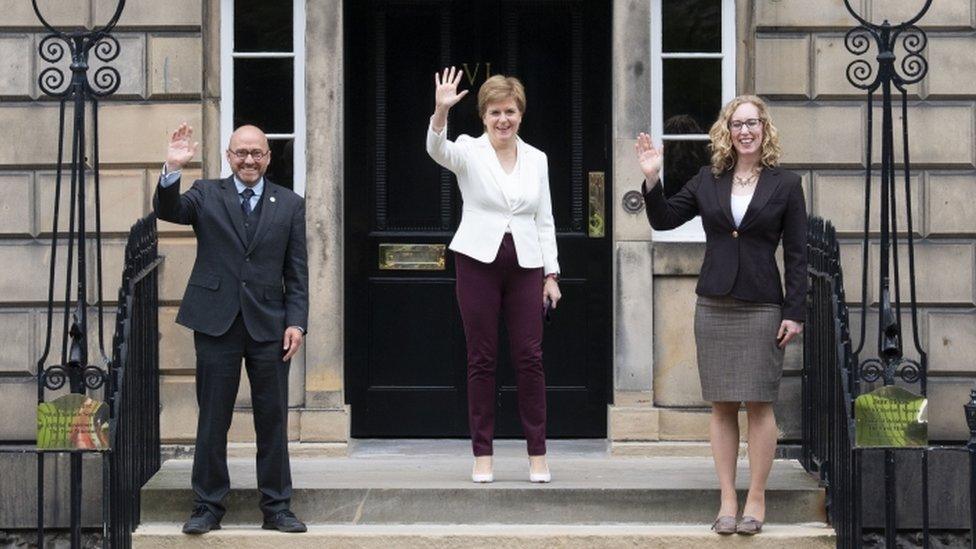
[455,234,547,457]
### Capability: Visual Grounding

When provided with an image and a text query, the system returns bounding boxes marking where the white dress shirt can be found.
[731,192,753,228]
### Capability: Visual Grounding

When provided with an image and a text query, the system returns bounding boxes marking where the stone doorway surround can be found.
[295,0,757,451]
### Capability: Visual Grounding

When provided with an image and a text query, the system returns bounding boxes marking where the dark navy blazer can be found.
[643,166,808,321]
[154,176,309,341]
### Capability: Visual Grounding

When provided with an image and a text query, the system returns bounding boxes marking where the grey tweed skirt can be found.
[694,295,785,402]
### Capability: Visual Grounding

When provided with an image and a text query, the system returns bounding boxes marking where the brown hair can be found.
[477,75,526,118]
[708,95,782,176]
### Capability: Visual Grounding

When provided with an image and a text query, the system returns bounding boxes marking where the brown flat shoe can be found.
[711,515,737,535]
[736,516,764,535]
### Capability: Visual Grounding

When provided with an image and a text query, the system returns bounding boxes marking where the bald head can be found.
[229,125,270,151]
[226,125,271,186]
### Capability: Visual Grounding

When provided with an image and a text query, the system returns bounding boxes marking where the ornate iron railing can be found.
[803,217,861,546]
[803,217,976,548]
[105,215,163,548]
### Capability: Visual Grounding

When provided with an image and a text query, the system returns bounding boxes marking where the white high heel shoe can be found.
[529,459,551,483]
[471,459,493,483]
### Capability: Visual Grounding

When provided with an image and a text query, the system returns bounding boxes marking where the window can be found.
[220,0,306,195]
[649,0,735,241]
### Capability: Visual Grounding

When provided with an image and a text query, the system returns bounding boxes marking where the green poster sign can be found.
[854,385,927,448]
[37,394,110,451]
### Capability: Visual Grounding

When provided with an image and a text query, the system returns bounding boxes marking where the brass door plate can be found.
[379,243,446,271]
[588,171,605,238]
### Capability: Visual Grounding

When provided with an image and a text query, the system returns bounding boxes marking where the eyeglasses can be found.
[229,149,268,161]
[729,118,763,131]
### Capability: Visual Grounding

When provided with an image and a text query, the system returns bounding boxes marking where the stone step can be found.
[132,523,835,548]
[140,456,825,525]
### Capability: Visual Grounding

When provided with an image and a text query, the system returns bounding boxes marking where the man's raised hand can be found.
[165,122,199,173]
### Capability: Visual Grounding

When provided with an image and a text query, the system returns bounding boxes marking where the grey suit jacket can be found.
[153,176,309,342]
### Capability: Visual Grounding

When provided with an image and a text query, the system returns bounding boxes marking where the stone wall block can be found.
[37,170,146,236]
[0,243,74,303]
[0,104,78,166]
[756,0,865,29]
[608,406,660,441]
[869,242,975,305]
[813,171,922,235]
[0,310,34,375]
[755,34,810,97]
[614,242,654,393]
[1,0,90,28]
[299,408,351,442]
[0,34,34,98]
[0,172,34,236]
[927,377,976,441]
[148,34,203,98]
[838,241,865,303]
[87,32,146,98]
[0,381,41,439]
[653,277,704,407]
[98,103,202,165]
[926,310,976,373]
[927,172,976,235]
[159,374,197,442]
[870,0,975,29]
[871,105,975,168]
[94,0,202,28]
[928,36,976,97]
[769,104,864,167]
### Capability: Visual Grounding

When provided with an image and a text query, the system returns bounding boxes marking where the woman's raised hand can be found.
[434,66,469,111]
[634,132,663,184]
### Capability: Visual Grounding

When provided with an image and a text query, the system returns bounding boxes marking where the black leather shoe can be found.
[262,509,307,533]
[182,506,221,535]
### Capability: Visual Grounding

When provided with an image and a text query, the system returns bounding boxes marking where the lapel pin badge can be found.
[270,196,276,203]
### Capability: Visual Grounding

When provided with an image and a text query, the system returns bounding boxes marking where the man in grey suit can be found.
[154,123,309,534]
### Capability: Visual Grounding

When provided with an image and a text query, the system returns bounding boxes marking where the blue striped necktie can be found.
[240,188,254,216]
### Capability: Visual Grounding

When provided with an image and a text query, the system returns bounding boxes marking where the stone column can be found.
[302,0,350,444]
[609,0,659,451]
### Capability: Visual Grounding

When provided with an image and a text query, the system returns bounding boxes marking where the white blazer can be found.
[426,123,560,275]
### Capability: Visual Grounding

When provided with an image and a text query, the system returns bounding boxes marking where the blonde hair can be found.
[708,95,781,176]
[477,75,526,118]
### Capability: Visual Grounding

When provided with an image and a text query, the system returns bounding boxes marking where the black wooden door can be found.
[345,0,611,438]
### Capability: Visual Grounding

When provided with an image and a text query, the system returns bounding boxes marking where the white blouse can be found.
[731,192,753,227]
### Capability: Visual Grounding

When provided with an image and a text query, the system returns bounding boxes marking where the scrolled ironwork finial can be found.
[843,0,933,30]
[895,25,929,86]
[32,0,127,35]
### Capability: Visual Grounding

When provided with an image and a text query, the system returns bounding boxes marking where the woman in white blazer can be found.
[426,67,561,483]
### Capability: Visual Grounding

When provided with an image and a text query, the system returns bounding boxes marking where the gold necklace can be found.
[733,167,761,187]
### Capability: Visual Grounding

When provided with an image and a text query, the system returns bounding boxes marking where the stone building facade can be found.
[1,0,974,457]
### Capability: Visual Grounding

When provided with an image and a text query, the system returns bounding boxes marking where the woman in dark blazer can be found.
[635,95,807,535]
